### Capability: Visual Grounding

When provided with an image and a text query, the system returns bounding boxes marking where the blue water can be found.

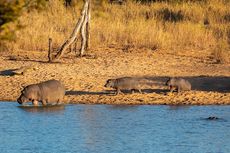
[0,102,230,153]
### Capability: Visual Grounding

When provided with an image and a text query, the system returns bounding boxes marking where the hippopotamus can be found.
[104,77,143,95]
[166,77,191,93]
[206,116,219,120]
[17,80,65,106]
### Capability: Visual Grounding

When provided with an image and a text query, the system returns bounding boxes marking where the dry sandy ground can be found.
[0,47,229,105]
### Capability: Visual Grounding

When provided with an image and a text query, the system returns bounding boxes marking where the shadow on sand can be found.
[7,56,81,64]
[144,76,230,93]
[0,69,18,76]
[7,57,49,63]
[66,89,168,96]
[66,91,110,95]
[67,76,229,96]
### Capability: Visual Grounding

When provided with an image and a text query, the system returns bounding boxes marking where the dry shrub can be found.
[156,8,184,22]
[212,41,230,64]
[6,0,80,52]
[211,22,230,63]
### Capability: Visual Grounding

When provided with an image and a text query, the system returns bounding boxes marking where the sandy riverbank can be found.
[0,48,229,105]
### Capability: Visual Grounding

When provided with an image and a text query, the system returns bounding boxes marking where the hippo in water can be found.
[206,116,219,120]
[104,77,143,95]
[17,80,65,106]
[166,77,191,93]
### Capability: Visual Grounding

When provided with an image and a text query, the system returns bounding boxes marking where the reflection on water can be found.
[108,104,139,110]
[168,105,191,110]
[0,102,230,153]
[18,105,65,113]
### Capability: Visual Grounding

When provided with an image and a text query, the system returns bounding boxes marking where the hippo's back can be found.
[39,80,64,89]
[115,77,140,89]
[178,78,191,90]
[38,80,65,102]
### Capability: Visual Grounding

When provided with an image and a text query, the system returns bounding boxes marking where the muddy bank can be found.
[0,49,229,105]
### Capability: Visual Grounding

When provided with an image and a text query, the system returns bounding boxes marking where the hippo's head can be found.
[166,78,177,86]
[17,85,38,104]
[166,78,171,86]
[17,95,29,104]
[104,79,116,88]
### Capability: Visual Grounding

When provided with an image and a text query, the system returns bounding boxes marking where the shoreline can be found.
[0,49,229,105]
[2,100,230,106]
[1,89,230,105]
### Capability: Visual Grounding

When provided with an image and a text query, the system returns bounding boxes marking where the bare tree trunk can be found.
[86,0,91,50]
[52,1,89,61]
[68,44,72,53]
[48,38,53,62]
[51,0,91,61]
[79,9,88,57]
[74,41,77,56]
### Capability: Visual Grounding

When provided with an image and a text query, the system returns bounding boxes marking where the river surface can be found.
[0,102,230,153]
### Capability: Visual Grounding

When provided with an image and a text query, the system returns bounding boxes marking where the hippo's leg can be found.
[138,89,142,94]
[115,88,121,95]
[57,99,63,105]
[131,89,142,94]
[42,100,47,106]
[169,86,174,92]
[177,87,181,93]
[131,89,135,94]
[32,100,39,106]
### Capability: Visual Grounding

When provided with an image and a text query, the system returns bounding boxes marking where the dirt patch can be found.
[0,48,229,105]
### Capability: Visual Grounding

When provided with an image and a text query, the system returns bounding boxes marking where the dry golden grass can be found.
[212,40,229,63]
[5,0,230,61]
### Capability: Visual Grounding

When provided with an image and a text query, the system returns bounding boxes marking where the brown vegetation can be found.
[3,0,229,60]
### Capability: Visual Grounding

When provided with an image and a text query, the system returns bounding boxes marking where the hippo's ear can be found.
[21,84,27,89]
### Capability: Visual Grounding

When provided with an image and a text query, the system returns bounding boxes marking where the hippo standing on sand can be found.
[104,77,143,95]
[166,77,191,93]
[17,80,65,106]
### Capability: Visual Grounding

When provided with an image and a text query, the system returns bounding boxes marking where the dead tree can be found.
[48,0,91,62]
[48,38,52,62]
[65,0,72,7]
[86,0,91,50]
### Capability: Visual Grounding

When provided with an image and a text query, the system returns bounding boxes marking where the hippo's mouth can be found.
[17,98,22,104]
[104,84,109,88]
[17,97,26,105]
